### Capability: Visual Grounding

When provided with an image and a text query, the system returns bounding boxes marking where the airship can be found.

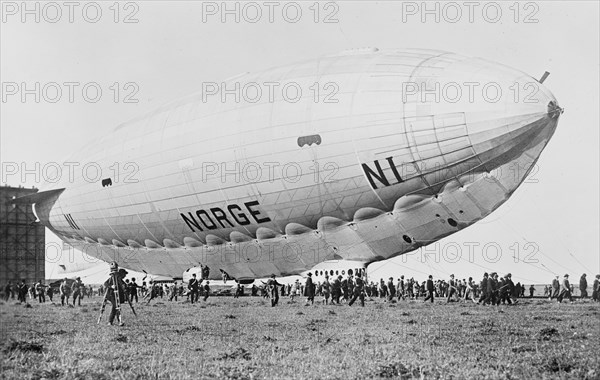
[18,48,562,283]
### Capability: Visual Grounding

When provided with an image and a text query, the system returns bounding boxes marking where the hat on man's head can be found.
[564,274,569,277]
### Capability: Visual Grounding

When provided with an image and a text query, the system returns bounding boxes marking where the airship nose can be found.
[429,56,563,167]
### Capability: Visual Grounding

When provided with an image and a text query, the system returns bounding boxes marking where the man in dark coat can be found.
[579,274,588,299]
[348,272,365,307]
[592,275,600,302]
[446,274,457,302]
[332,275,342,304]
[557,274,573,303]
[478,273,489,304]
[550,276,560,300]
[387,277,396,301]
[423,275,435,303]
[484,272,498,305]
[266,274,281,307]
[304,273,315,305]
[188,273,200,304]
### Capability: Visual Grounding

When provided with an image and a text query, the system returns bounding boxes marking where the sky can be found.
[1,1,598,284]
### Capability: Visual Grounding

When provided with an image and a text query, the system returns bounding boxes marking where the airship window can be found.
[447,218,458,227]
[102,178,112,187]
[297,134,322,147]
[402,235,412,243]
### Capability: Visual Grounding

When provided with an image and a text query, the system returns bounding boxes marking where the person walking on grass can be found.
[60,278,71,306]
[550,276,560,300]
[557,274,573,303]
[579,274,588,299]
[304,273,315,306]
[423,275,435,303]
[188,273,200,304]
[348,272,365,307]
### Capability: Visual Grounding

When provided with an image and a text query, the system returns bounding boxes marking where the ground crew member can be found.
[464,277,476,302]
[169,281,179,301]
[348,272,365,307]
[423,275,435,303]
[35,280,45,303]
[188,273,200,304]
[322,275,331,305]
[59,278,71,306]
[305,272,315,305]
[203,281,211,302]
[529,285,535,297]
[128,278,140,303]
[72,277,83,306]
[484,273,498,305]
[103,265,128,326]
[332,275,342,304]
[3,281,12,301]
[46,285,54,302]
[550,276,560,300]
[387,277,396,301]
[266,275,282,306]
[557,274,573,303]
[579,274,588,299]
[397,276,406,301]
[17,280,27,303]
[447,274,457,302]
[145,280,160,305]
[592,275,600,302]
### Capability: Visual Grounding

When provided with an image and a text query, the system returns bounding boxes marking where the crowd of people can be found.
[2,272,599,308]
[1,277,93,305]
[260,271,600,307]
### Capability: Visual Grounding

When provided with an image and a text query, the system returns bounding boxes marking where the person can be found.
[332,275,342,304]
[464,277,476,302]
[550,276,560,300]
[59,278,71,306]
[4,281,12,301]
[579,274,588,299]
[203,281,210,302]
[46,285,54,302]
[423,275,435,303]
[145,280,160,305]
[557,274,573,303]
[266,275,281,307]
[478,273,489,304]
[234,283,243,298]
[322,275,331,305]
[348,272,365,307]
[128,277,140,303]
[18,280,27,303]
[103,264,128,326]
[484,273,498,305]
[35,280,45,303]
[529,285,535,297]
[168,281,177,301]
[188,273,200,304]
[499,274,514,305]
[379,279,388,300]
[71,277,83,306]
[397,276,406,301]
[387,277,396,301]
[290,279,300,302]
[447,274,457,302]
[592,274,600,302]
[201,264,210,281]
[304,273,315,305]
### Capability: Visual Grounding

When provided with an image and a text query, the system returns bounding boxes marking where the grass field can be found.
[1,295,598,379]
